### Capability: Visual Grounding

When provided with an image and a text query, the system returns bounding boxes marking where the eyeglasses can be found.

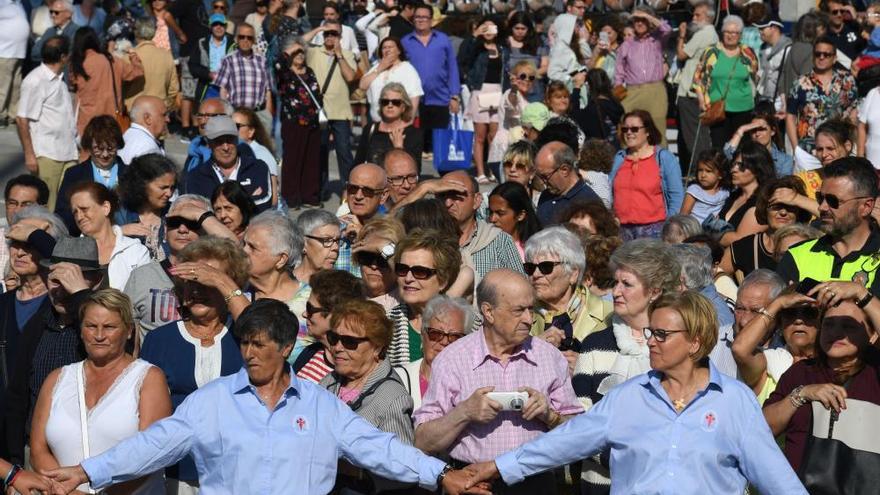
[388,173,418,186]
[354,251,389,268]
[166,216,201,231]
[380,98,403,107]
[734,305,764,315]
[503,161,531,171]
[234,122,251,129]
[237,35,255,41]
[413,15,431,20]
[768,203,795,213]
[815,192,871,209]
[814,51,835,59]
[91,145,117,155]
[305,300,329,317]
[515,73,536,81]
[424,327,466,343]
[643,327,687,342]
[305,234,342,248]
[213,4,227,10]
[536,166,563,184]
[620,126,644,134]
[196,112,225,119]
[395,263,437,280]
[324,30,340,37]
[523,261,563,276]
[346,183,385,198]
[326,330,370,350]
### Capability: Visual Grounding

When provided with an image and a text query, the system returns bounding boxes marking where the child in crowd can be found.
[680,149,730,223]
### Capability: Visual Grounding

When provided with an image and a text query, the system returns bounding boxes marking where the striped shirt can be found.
[296,347,334,384]
[214,50,269,110]
[387,303,415,367]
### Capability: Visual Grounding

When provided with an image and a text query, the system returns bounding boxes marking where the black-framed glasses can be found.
[237,35,255,41]
[813,51,835,59]
[305,234,342,248]
[515,73,536,81]
[196,112,225,119]
[643,327,687,342]
[815,192,871,209]
[395,263,437,280]
[425,327,466,343]
[305,301,329,317]
[49,9,63,14]
[346,183,385,198]
[327,330,370,350]
[166,216,200,231]
[620,126,644,134]
[523,261,563,276]
[354,251,389,269]
[536,166,563,184]
[380,98,403,107]
[387,173,418,186]
[234,122,251,129]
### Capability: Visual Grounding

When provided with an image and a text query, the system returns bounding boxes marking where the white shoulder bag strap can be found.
[76,363,98,494]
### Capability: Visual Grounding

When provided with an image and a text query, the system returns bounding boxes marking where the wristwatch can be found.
[857,291,874,308]
[224,288,244,303]
[436,464,453,487]
[380,243,396,260]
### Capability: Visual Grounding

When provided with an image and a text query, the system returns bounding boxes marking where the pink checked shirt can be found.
[413,330,583,463]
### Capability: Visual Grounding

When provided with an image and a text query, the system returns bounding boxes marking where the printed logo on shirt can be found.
[701,410,718,432]
[293,415,309,433]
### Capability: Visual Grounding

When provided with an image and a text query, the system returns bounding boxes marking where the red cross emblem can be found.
[705,413,715,428]
[296,417,306,430]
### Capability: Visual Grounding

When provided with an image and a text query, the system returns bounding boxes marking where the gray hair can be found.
[12,205,69,240]
[669,244,714,290]
[248,211,303,269]
[51,0,73,11]
[134,17,157,41]
[171,194,212,211]
[632,4,657,16]
[771,223,823,254]
[693,0,715,22]
[281,35,305,53]
[524,226,586,280]
[611,239,681,292]
[661,215,702,243]
[550,144,578,171]
[422,295,477,335]
[294,209,339,237]
[722,14,744,32]
[739,269,785,300]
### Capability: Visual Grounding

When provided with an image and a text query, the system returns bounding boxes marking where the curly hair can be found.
[330,299,394,355]
[177,236,250,287]
[583,234,622,290]
[117,154,177,213]
[578,139,615,174]
[611,238,682,293]
[310,269,365,312]
[558,200,620,239]
[392,228,461,292]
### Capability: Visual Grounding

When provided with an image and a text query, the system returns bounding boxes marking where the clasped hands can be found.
[440,461,501,495]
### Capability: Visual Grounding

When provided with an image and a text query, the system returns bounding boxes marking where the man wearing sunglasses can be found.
[534,141,601,226]
[214,24,272,118]
[779,158,880,300]
[30,0,78,64]
[414,270,583,492]
[304,2,359,57]
[821,0,864,60]
[336,163,389,274]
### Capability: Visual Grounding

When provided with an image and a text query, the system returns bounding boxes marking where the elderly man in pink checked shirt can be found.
[614,5,671,146]
[413,269,583,494]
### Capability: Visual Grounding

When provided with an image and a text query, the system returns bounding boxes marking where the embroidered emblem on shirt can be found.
[294,415,309,432]
[701,410,718,432]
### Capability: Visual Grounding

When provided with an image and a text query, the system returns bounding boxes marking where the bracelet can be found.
[757,307,775,323]
[789,385,808,409]
[857,291,874,309]
[225,288,244,303]
[3,464,21,489]
[197,210,215,226]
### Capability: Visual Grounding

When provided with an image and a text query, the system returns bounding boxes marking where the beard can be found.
[822,206,863,237]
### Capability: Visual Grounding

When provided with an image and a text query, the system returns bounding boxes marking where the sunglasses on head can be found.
[305,300,329,317]
[424,327,466,343]
[326,330,370,350]
[523,261,562,276]
[166,216,200,231]
[380,98,403,107]
[815,192,871,209]
[814,50,835,59]
[346,183,385,198]
[515,73,536,81]
[354,251,390,268]
[395,263,437,280]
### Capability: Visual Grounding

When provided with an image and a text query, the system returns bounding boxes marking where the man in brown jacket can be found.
[124,17,179,112]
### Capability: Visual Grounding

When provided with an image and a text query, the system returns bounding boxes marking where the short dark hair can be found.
[536,118,580,152]
[211,181,257,229]
[732,140,777,187]
[42,35,70,64]
[559,200,620,239]
[821,157,880,198]
[5,174,49,205]
[81,115,125,151]
[755,176,813,225]
[489,182,541,242]
[619,110,662,146]
[413,2,432,15]
[813,34,837,51]
[234,298,299,349]
[309,269,364,312]
[579,139,615,174]
[323,1,341,14]
[378,36,408,61]
[118,154,177,212]
[397,198,461,238]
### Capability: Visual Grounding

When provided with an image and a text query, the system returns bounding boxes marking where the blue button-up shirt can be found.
[496,363,807,495]
[401,30,461,106]
[82,367,446,494]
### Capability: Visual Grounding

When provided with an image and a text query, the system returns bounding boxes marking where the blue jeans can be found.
[320,120,353,196]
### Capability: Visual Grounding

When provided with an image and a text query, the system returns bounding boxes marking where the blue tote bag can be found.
[432,114,474,173]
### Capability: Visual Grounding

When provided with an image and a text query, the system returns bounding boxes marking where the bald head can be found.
[477,269,533,307]
[535,141,578,195]
[130,95,168,138]
[443,170,478,195]
[383,149,419,203]
[197,98,230,135]
[477,269,535,348]
[347,163,388,219]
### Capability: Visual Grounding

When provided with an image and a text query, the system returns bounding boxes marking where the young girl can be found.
[680,149,730,223]
[147,0,187,53]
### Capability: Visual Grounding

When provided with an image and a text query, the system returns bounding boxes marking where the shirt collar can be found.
[560,179,587,200]
[810,222,880,258]
[232,365,301,398]
[40,63,63,81]
[470,329,537,370]
[641,360,725,393]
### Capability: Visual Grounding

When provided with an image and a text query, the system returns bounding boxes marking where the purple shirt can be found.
[413,330,583,463]
[614,22,671,87]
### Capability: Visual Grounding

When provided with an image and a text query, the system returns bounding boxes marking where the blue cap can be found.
[209,13,226,26]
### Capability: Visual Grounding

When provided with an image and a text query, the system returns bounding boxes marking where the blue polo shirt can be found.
[536,179,601,226]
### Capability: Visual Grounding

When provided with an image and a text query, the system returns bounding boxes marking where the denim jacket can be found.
[458,37,510,91]
[610,146,684,217]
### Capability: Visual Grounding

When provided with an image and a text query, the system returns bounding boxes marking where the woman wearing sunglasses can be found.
[716,140,777,247]
[386,229,461,366]
[723,110,793,178]
[526,227,613,374]
[293,209,342,285]
[321,299,418,493]
[500,140,542,203]
[211,181,257,240]
[487,60,536,172]
[140,237,248,494]
[352,217,405,311]
[573,238,680,491]
[359,36,423,123]
[355,82,423,165]
[505,11,547,103]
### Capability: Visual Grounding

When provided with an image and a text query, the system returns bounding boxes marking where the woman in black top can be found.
[571,69,624,148]
[355,82,423,165]
[718,141,776,247]
[721,176,812,283]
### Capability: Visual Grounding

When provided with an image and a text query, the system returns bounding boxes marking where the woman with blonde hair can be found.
[356,82,423,165]
[352,216,406,311]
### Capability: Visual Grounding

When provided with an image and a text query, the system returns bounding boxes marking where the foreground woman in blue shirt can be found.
[463,291,807,495]
[44,299,476,495]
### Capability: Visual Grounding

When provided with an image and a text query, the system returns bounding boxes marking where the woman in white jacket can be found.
[547,12,590,107]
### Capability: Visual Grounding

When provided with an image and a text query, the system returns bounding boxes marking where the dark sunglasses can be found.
[380,98,403,107]
[326,330,370,350]
[643,327,686,342]
[515,73,536,81]
[813,51,835,59]
[424,327,466,343]
[815,192,871,209]
[305,234,342,248]
[523,261,562,276]
[49,9,63,14]
[395,263,437,280]
[620,126,644,134]
[213,4,227,10]
[196,112,225,119]
[778,305,820,323]
[305,300,329,317]
[354,251,389,268]
[503,161,530,171]
[166,216,200,231]
[346,183,385,198]
[237,35,255,41]
[324,30,340,37]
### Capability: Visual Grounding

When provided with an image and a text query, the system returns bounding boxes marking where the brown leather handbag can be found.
[700,56,739,126]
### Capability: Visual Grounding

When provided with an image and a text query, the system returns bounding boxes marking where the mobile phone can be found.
[599,31,609,44]
[486,24,498,35]
[796,277,821,296]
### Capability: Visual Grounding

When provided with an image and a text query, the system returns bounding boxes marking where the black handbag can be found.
[798,398,880,494]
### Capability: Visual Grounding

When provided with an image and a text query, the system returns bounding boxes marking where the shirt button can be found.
[668,472,674,477]
[671,444,677,449]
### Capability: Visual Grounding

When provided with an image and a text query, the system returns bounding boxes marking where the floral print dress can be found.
[275,52,322,128]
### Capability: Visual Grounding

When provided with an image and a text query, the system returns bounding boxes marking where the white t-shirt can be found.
[763,347,795,382]
[0,0,29,59]
[366,61,423,122]
[859,87,880,169]
[686,184,730,223]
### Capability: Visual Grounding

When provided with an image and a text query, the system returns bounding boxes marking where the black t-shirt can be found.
[828,21,866,60]
[730,232,777,281]
[388,16,413,39]
[170,0,209,58]
[355,123,424,166]
[483,55,502,84]
[571,91,624,147]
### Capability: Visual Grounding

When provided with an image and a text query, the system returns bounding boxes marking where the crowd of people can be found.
[3,0,880,492]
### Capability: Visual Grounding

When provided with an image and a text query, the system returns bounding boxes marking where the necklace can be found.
[668,380,700,413]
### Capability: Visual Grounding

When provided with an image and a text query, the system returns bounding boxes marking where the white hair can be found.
[12,205,69,240]
[669,244,714,290]
[722,14,744,31]
[171,194,212,211]
[739,269,785,300]
[524,226,586,279]
[248,210,303,269]
[422,295,477,334]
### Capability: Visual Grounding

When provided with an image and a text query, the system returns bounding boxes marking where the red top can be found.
[612,151,666,225]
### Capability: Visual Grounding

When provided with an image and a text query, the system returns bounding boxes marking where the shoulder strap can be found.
[773,45,791,98]
[321,56,338,96]
[107,56,120,114]
[347,366,397,411]
[294,71,324,111]
[393,365,412,395]
[720,54,738,99]
[76,363,98,494]
[754,233,760,268]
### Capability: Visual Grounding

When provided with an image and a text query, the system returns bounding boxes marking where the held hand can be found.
[378,55,395,71]
[537,327,564,347]
[767,291,817,314]
[461,386,502,423]
[449,98,461,115]
[562,350,578,377]
[679,21,687,36]
[519,386,551,423]
[809,281,869,308]
[464,461,501,491]
[171,201,210,221]
[120,223,154,238]
[8,469,52,494]
[340,214,362,240]
[25,154,39,174]
[769,187,800,207]
[735,121,760,136]
[572,71,586,88]
[42,465,90,495]
[801,383,848,412]
[48,262,90,294]
[441,468,493,495]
